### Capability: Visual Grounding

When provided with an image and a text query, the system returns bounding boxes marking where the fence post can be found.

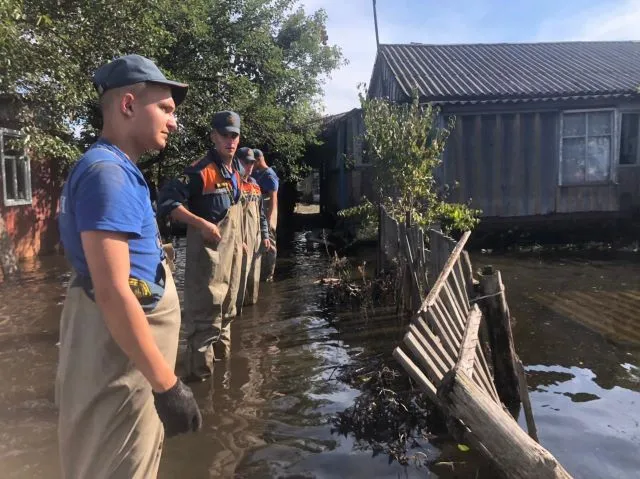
[478,266,521,413]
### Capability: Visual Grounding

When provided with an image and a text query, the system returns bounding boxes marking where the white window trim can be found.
[558,108,617,187]
[1,128,33,206]
[617,111,640,167]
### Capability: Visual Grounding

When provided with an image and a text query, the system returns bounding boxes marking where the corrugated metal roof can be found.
[378,42,640,102]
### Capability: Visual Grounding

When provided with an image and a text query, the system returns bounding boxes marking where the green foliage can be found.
[337,196,377,241]
[0,0,344,182]
[358,85,480,234]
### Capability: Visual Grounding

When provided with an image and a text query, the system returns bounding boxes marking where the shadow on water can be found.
[1,220,640,478]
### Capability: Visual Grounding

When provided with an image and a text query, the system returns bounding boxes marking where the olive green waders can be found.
[261,226,276,282]
[182,202,243,379]
[236,193,262,313]
[55,262,180,479]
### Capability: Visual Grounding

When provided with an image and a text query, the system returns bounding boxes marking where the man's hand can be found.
[153,379,203,438]
[263,238,272,251]
[199,221,221,244]
[242,242,248,255]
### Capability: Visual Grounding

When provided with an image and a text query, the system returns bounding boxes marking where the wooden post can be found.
[478,266,521,412]
[516,357,539,442]
[437,370,573,479]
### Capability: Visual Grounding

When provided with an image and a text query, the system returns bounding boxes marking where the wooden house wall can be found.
[369,56,405,102]
[442,109,633,218]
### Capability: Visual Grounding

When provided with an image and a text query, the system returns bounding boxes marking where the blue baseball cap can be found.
[212,111,241,134]
[92,54,189,105]
[237,147,256,162]
[253,148,263,159]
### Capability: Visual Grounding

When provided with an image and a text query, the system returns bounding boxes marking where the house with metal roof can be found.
[321,41,640,226]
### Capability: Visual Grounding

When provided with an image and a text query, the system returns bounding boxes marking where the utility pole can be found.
[372,0,380,47]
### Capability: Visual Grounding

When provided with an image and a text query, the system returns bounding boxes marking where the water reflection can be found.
[475,253,640,479]
[1,236,639,478]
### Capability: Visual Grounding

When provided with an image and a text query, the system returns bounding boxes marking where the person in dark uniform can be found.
[157,111,244,381]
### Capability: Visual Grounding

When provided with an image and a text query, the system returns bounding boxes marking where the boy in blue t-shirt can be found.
[56,55,201,479]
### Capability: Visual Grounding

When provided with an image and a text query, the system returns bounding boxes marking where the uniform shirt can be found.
[58,139,166,306]
[251,166,279,194]
[157,149,241,224]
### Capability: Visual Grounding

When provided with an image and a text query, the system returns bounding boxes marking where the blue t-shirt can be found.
[59,139,165,291]
[251,166,279,194]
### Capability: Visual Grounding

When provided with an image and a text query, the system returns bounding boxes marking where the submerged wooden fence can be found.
[379,207,572,478]
[392,230,502,406]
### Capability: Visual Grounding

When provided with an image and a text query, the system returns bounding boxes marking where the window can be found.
[1,128,32,206]
[560,111,613,185]
[619,113,640,165]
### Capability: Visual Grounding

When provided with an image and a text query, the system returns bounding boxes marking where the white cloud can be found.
[536,0,640,41]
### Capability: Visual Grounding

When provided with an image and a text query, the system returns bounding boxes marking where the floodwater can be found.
[0,222,639,479]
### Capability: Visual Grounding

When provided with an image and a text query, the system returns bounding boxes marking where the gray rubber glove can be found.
[153,379,202,437]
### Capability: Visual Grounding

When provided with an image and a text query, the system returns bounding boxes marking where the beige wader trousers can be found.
[183,202,242,379]
[55,262,180,479]
[237,196,262,313]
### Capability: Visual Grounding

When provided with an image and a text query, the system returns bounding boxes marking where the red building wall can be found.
[0,157,62,260]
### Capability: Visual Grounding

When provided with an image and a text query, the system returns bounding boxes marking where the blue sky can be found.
[302,0,640,114]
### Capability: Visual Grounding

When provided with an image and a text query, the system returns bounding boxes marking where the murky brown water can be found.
[1,228,639,478]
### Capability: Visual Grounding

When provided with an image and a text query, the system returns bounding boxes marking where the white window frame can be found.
[558,108,617,186]
[617,111,640,167]
[1,128,32,206]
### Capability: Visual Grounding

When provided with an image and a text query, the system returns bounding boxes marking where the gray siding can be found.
[444,111,560,217]
[443,110,625,217]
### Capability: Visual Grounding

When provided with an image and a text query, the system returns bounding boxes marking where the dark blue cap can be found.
[253,148,263,159]
[237,147,256,162]
[92,54,188,105]
[212,111,240,134]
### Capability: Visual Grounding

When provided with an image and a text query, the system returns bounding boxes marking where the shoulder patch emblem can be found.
[180,174,190,185]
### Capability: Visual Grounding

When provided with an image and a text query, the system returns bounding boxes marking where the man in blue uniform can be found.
[252,149,279,282]
[56,54,201,479]
[157,111,244,381]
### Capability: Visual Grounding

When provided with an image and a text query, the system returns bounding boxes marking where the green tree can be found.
[0,0,343,185]
[340,86,480,235]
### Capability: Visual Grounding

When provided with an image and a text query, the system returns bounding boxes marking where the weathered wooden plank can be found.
[421,230,471,312]
[461,250,475,296]
[479,267,521,410]
[393,347,438,403]
[454,305,482,379]
[516,358,539,442]
[437,370,574,479]
[432,299,463,346]
[413,316,456,367]
[453,260,471,312]
[442,281,469,332]
[402,226,421,308]
[434,296,464,341]
[425,307,460,361]
[409,323,450,373]
[404,331,445,382]
[475,345,501,403]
